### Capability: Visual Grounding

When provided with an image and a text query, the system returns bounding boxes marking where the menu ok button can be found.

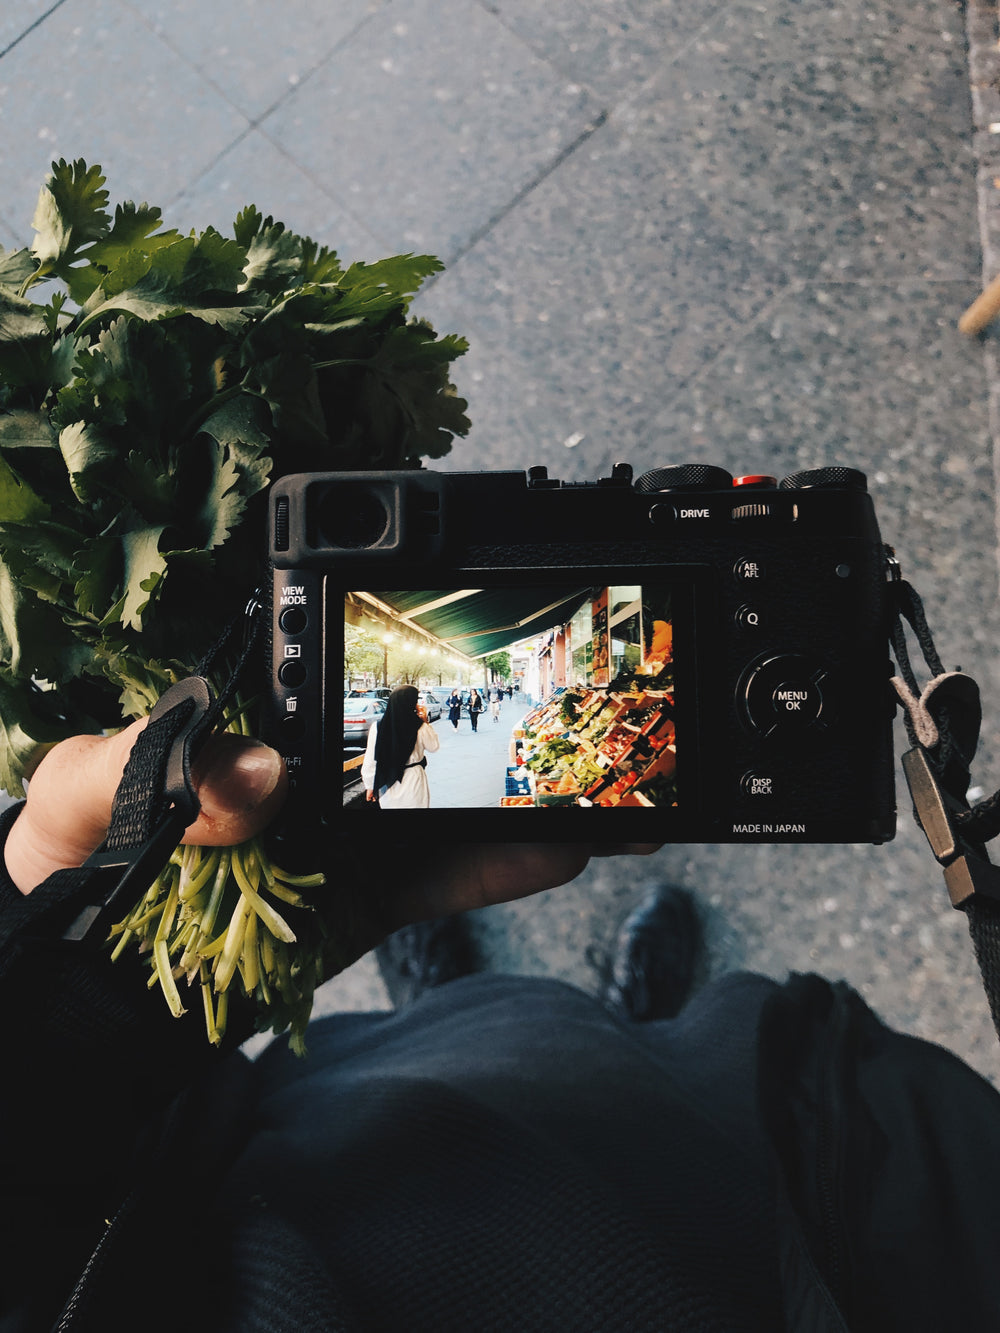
[739,654,829,737]
[772,679,822,724]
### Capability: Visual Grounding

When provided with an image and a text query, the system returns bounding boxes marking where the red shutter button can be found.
[733,475,778,488]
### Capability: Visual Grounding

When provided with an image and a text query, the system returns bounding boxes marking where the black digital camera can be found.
[261,463,897,849]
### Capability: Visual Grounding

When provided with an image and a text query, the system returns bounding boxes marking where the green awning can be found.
[363,587,593,658]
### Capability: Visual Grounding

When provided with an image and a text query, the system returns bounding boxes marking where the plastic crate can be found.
[505,766,532,796]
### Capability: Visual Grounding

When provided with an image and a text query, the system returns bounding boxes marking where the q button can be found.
[736,604,766,630]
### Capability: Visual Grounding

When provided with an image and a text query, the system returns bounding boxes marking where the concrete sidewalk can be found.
[3,1,1000,1076]
[429,700,530,807]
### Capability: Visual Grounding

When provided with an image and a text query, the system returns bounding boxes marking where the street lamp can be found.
[383,633,393,687]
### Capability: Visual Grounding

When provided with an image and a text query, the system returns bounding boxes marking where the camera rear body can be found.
[262,463,896,848]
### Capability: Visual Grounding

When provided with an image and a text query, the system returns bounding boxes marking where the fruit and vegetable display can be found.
[510,661,677,808]
[0,160,470,1050]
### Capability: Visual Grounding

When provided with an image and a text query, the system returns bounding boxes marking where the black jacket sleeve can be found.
[0,802,255,1322]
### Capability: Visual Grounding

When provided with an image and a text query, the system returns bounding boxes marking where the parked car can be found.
[417,690,442,721]
[343,696,386,751]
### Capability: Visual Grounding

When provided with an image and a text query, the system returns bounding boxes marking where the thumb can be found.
[5,722,287,895]
[183,732,287,847]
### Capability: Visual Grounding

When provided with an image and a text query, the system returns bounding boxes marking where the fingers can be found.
[5,723,287,895]
[591,843,663,858]
[378,841,663,932]
[4,721,146,895]
[183,734,287,847]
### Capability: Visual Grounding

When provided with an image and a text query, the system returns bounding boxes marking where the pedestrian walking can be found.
[447,688,463,730]
[490,686,502,723]
[468,688,484,732]
[362,685,439,808]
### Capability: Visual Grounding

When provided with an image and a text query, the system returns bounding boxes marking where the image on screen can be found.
[342,585,676,811]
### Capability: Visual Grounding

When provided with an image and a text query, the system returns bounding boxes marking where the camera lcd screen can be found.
[341,583,683,815]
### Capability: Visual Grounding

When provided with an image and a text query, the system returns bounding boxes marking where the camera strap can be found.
[59,598,262,945]
[889,561,1000,1041]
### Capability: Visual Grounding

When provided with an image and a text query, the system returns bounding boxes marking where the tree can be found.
[484,650,512,682]
[392,643,435,685]
[344,625,384,687]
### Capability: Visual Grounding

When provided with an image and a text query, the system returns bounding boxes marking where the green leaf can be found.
[193,440,246,549]
[233,211,344,291]
[240,220,303,294]
[145,229,246,296]
[0,560,86,680]
[198,391,271,454]
[0,452,50,523]
[78,279,248,335]
[0,288,52,390]
[98,592,128,631]
[0,416,71,522]
[0,247,39,292]
[197,393,274,495]
[40,290,70,336]
[30,159,110,272]
[89,244,155,302]
[76,231,253,335]
[246,350,328,449]
[0,519,86,587]
[0,410,58,454]
[340,254,444,303]
[60,200,180,305]
[85,200,180,273]
[299,237,343,285]
[0,677,72,796]
[116,451,177,520]
[120,524,167,630]
[103,651,179,719]
[58,420,119,502]
[67,317,194,445]
[73,536,119,618]
[233,205,265,250]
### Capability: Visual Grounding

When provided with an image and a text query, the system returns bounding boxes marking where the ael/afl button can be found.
[738,654,830,737]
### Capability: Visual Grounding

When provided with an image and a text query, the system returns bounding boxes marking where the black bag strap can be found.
[889,559,1000,1039]
[58,598,263,945]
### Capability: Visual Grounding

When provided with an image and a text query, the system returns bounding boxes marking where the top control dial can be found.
[778,467,868,492]
[634,464,734,493]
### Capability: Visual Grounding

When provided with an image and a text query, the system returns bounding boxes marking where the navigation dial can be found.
[738,654,831,738]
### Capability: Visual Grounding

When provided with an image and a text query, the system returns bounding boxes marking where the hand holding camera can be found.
[3,719,658,969]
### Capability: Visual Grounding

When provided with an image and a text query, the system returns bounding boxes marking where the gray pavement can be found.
[4,1,1000,1076]
[427,700,530,807]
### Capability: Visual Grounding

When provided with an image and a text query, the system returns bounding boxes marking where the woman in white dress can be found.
[362,685,440,808]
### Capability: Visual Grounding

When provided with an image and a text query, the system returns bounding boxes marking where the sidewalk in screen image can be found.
[425,699,529,809]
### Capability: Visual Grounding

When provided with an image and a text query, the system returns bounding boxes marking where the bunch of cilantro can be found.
[0,159,470,1048]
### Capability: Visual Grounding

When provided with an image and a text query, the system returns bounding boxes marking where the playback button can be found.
[279,660,307,688]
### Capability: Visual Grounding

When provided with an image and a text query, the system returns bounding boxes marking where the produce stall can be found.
[502,668,676,808]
